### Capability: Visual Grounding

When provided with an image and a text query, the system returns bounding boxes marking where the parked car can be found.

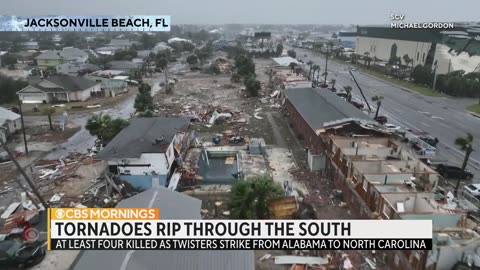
[0,240,46,269]
[374,115,388,125]
[437,164,474,180]
[419,136,439,147]
[349,101,364,109]
[384,123,401,132]
[464,184,480,197]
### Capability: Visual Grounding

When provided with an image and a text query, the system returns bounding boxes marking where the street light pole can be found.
[17,98,28,155]
[324,46,329,85]
[0,138,48,209]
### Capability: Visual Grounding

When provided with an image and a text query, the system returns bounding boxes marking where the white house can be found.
[96,117,191,185]
[17,75,101,104]
[0,107,21,142]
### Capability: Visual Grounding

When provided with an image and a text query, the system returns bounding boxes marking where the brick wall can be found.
[285,98,325,154]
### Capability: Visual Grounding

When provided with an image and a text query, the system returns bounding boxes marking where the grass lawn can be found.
[355,65,445,97]
[324,55,445,97]
[466,104,480,114]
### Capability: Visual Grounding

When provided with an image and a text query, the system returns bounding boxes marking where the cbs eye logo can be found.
[23,228,40,242]
[55,209,65,219]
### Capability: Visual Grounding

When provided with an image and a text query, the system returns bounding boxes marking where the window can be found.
[416,52,419,61]
[383,203,390,219]
[363,179,368,191]
[422,53,425,62]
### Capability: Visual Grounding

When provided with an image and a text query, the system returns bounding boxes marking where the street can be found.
[297,48,480,183]
[22,75,165,159]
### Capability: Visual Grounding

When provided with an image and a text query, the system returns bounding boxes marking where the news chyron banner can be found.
[48,208,433,251]
[0,15,170,31]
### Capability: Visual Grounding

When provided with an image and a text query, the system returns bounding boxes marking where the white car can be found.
[464,184,480,197]
[384,123,401,132]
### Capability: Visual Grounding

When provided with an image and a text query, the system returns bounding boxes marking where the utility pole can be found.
[17,98,28,155]
[324,45,329,85]
[0,139,48,209]
[432,63,438,91]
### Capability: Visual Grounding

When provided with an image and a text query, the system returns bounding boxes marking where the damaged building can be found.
[96,117,193,190]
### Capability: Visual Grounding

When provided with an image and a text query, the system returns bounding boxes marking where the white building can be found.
[96,118,191,188]
[355,27,435,67]
[0,107,21,142]
[17,75,101,104]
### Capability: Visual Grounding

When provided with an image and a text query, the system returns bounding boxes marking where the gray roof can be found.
[0,107,20,123]
[35,48,88,61]
[44,75,99,91]
[285,88,375,131]
[73,186,255,270]
[96,117,191,159]
[107,60,142,70]
[108,39,136,47]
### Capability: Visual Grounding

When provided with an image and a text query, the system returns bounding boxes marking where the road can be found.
[297,48,480,183]
[23,75,164,159]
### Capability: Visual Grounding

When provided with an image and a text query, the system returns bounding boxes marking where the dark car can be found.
[420,136,439,147]
[437,164,474,180]
[350,101,364,109]
[0,240,46,269]
[374,115,388,125]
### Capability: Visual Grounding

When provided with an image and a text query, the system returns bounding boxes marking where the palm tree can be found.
[371,95,384,118]
[86,113,113,141]
[331,79,336,89]
[344,86,353,102]
[312,65,320,82]
[307,61,313,81]
[156,55,169,92]
[42,107,56,130]
[454,133,474,191]
[228,176,284,219]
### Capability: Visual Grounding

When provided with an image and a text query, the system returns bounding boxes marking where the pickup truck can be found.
[437,164,474,180]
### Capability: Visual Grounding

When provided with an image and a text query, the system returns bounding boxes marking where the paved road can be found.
[297,48,480,183]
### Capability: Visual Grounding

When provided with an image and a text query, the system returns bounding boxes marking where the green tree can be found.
[288,62,297,72]
[454,133,474,191]
[287,50,296,58]
[186,54,198,69]
[139,33,157,50]
[134,83,154,113]
[244,75,261,97]
[411,65,433,86]
[1,54,17,69]
[307,61,313,81]
[86,113,129,141]
[62,33,81,47]
[275,43,283,57]
[234,55,255,77]
[0,75,28,104]
[42,107,56,131]
[156,53,170,91]
[44,66,57,77]
[344,86,353,102]
[312,65,320,82]
[228,176,283,219]
[371,95,384,118]
[231,73,242,83]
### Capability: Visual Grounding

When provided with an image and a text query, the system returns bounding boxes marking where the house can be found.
[107,61,142,73]
[0,107,21,142]
[73,185,255,270]
[96,117,192,190]
[107,39,139,50]
[152,42,173,53]
[35,47,89,69]
[22,41,39,50]
[17,75,101,104]
[85,75,128,97]
[56,62,100,76]
[272,56,298,67]
[284,88,381,171]
[95,46,120,56]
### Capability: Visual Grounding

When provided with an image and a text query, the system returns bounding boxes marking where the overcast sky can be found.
[3,0,479,25]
